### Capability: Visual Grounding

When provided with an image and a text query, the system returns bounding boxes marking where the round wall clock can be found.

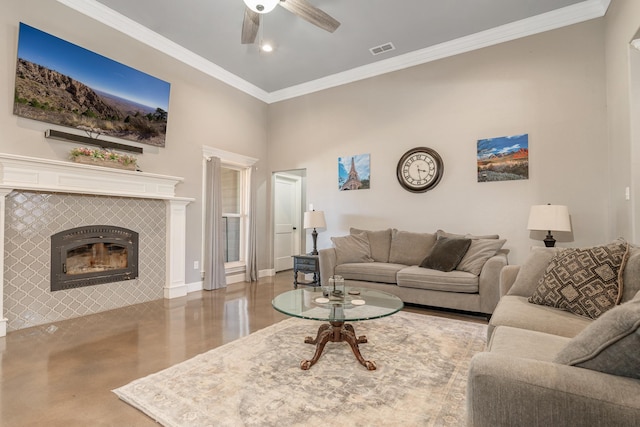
[396,147,444,193]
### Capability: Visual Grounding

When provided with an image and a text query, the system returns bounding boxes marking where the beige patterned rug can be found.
[113,311,486,426]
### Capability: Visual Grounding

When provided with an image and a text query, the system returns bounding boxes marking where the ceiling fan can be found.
[241,0,341,44]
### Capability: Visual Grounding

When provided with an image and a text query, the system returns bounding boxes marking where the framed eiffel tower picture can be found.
[338,153,370,191]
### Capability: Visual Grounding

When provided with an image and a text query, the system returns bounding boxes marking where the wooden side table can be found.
[292,254,320,288]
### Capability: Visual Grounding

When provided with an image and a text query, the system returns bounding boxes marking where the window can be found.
[221,167,243,264]
[202,146,257,277]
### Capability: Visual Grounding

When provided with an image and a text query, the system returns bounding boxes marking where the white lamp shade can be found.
[303,211,326,229]
[527,205,571,232]
[243,0,279,14]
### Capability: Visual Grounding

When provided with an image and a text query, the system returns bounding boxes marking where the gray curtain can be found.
[245,165,258,282]
[204,156,227,290]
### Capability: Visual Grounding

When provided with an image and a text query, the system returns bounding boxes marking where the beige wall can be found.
[268,20,609,265]
[2,0,636,279]
[1,0,269,284]
[604,0,640,243]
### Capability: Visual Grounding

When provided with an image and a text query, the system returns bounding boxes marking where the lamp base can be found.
[311,229,319,255]
[544,231,556,247]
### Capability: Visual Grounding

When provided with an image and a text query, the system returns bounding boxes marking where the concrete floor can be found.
[0,272,486,426]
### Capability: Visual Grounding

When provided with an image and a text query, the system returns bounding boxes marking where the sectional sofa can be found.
[467,241,640,426]
[318,228,508,315]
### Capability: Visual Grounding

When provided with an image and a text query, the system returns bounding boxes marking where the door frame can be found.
[272,169,306,272]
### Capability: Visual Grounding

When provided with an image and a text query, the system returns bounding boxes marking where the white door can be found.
[274,174,301,272]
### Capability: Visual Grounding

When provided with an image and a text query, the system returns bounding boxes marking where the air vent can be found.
[369,42,395,56]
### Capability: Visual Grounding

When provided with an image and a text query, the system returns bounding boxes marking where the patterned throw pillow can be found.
[528,240,630,319]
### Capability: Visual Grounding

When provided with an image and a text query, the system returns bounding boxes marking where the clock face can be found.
[396,147,444,193]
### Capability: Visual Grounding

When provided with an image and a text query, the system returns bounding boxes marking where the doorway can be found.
[273,170,305,272]
[631,39,640,243]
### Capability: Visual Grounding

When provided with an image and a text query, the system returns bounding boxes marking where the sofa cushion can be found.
[488,326,570,362]
[397,265,479,293]
[335,262,405,284]
[456,239,506,276]
[331,233,374,265]
[388,229,436,266]
[489,295,592,340]
[420,237,471,272]
[529,240,630,319]
[350,227,392,263]
[436,229,500,240]
[553,293,640,379]
[507,247,562,297]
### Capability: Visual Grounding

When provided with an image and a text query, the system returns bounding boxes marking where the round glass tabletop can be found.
[272,286,404,322]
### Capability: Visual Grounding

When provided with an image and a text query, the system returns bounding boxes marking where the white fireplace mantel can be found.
[0,153,194,337]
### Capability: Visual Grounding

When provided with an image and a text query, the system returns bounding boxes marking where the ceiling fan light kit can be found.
[243,0,279,14]
[241,0,340,45]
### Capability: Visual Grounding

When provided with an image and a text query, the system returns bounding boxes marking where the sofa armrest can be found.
[477,251,508,314]
[318,248,336,287]
[467,352,640,427]
[499,265,521,296]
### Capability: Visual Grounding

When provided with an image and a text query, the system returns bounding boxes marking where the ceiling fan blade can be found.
[278,0,340,33]
[241,7,260,44]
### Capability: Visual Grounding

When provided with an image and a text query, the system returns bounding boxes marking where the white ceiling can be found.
[57,0,610,103]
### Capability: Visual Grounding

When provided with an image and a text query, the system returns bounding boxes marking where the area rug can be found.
[113,311,486,426]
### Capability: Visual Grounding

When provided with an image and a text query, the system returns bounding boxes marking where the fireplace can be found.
[51,225,139,291]
[0,153,191,336]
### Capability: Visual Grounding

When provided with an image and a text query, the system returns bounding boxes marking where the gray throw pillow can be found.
[331,233,374,265]
[388,229,436,266]
[507,247,562,297]
[553,294,640,379]
[456,238,506,275]
[350,227,392,263]
[420,237,471,272]
[529,240,629,319]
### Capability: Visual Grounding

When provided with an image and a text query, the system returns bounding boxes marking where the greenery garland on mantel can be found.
[70,147,137,171]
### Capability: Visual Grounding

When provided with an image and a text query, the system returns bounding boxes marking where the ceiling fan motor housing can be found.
[244,0,279,14]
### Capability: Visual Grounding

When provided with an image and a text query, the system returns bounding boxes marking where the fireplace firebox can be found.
[51,225,139,291]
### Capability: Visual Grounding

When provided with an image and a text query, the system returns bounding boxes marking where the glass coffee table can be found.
[272,287,404,370]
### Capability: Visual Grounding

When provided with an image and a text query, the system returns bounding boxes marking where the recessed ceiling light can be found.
[261,43,274,53]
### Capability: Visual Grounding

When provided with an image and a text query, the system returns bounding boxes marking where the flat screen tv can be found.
[13,23,171,148]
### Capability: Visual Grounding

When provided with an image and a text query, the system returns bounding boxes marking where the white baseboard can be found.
[226,273,246,284]
[185,269,276,294]
[163,284,188,299]
[260,268,275,278]
[186,281,203,293]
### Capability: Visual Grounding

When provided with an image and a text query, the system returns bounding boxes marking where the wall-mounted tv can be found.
[13,23,171,148]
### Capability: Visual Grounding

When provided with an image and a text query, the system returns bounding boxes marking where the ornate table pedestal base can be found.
[300,321,376,370]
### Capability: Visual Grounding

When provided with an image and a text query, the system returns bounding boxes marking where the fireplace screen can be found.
[51,225,138,291]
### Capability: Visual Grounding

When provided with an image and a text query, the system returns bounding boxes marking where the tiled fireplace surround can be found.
[0,153,193,337]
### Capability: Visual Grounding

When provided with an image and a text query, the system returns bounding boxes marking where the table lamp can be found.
[303,210,326,255]
[527,204,571,247]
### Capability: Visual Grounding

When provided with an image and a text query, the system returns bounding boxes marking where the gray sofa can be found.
[318,228,508,315]
[467,243,640,426]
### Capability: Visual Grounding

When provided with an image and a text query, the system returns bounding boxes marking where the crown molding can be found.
[55,0,271,102]
[267,0,611,102]
[56,0,610,104]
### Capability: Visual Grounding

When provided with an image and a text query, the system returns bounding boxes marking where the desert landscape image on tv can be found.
[13,23,170,147]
